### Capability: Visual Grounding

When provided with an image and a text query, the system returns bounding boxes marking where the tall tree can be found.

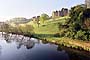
[40,13,49,24]
[69,5,85,31]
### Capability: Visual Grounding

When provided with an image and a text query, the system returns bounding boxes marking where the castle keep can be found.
[85,0,90,8]
[52,8,68,18]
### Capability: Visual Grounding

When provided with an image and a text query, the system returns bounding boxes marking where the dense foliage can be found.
[59,5,90,41]
[0,23,34,37]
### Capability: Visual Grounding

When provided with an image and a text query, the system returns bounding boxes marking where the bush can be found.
[59,29,67,37]
[65,31,75,38]
[74,30,86,40]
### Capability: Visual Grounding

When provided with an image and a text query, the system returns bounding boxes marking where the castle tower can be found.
[85,0,90,8]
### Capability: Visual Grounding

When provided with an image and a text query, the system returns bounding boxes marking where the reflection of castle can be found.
[85,0,90,8]
[52,8,68,18]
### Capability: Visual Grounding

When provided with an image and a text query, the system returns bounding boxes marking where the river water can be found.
[0,33,90,60]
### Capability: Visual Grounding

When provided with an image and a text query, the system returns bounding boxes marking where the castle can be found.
[52,8,68,18]
[85,0,90,8]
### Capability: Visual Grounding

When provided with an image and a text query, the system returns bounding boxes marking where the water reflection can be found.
[3,33,36,49]
[41,40,48,44]
[0,33,90,60]
[0,46,2,55]
[57,45,90,60]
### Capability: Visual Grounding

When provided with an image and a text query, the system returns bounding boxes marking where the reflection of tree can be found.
[25,40,35,49]
[16,36,35,49]
[17,42,23,49]
[57,45,63,51]
[3,33,12,43]
[3,33,36,49]
[0,45,2,56]
[41,40,48,44]
[57,45,90,60]
[67,50,90,60]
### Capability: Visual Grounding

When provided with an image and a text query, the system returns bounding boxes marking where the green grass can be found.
[32,17,68,34]
[34,23,59,34]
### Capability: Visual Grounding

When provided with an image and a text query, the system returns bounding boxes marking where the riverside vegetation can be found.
[1,5,90,52]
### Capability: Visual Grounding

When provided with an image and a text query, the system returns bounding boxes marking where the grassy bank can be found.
[33,34,90,52]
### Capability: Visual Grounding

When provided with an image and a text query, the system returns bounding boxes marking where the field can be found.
[29,17,68,34]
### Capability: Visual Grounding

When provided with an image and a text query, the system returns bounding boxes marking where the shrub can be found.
[74,30,86,40]
[59,29,67,37]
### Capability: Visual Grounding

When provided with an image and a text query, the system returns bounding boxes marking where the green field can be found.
[32,17,68,34]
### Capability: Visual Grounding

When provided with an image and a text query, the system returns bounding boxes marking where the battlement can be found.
[52,8,68,18]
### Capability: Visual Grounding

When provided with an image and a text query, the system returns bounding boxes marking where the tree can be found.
[69,5,85,31]
[83,9,90,29]
[3,23,10,33]
[40,13,49,24]
[67,5,90,40]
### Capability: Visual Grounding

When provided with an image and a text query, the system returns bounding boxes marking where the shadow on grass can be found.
[33,34,55,39]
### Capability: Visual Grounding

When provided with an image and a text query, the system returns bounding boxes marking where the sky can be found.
[0,0,85,21]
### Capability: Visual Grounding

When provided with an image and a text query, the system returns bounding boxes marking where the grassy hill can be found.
[28,16,69,34]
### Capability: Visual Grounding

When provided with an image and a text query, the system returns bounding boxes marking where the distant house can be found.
[52,8,68,18]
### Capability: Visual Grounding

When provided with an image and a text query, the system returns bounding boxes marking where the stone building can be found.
[52,8,68,18]
[63,8,68,16]
[85,0,90,8]
[52,11,59,18]
[32,16,40,24]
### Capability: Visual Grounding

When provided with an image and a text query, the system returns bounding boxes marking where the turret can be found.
[85,0,90,8]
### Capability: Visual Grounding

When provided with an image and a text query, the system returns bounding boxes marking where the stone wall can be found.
[52,8,68,18]
[85,0,90,8]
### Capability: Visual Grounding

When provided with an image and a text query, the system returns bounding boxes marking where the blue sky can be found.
[0,0,85,21]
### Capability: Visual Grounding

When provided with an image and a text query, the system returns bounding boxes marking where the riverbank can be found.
[0,33,90,60]
[28,17,90,52]
[33,34,90,52]
[3,31,90,52]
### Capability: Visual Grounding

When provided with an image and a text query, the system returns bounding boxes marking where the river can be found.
[0,33,90,60]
